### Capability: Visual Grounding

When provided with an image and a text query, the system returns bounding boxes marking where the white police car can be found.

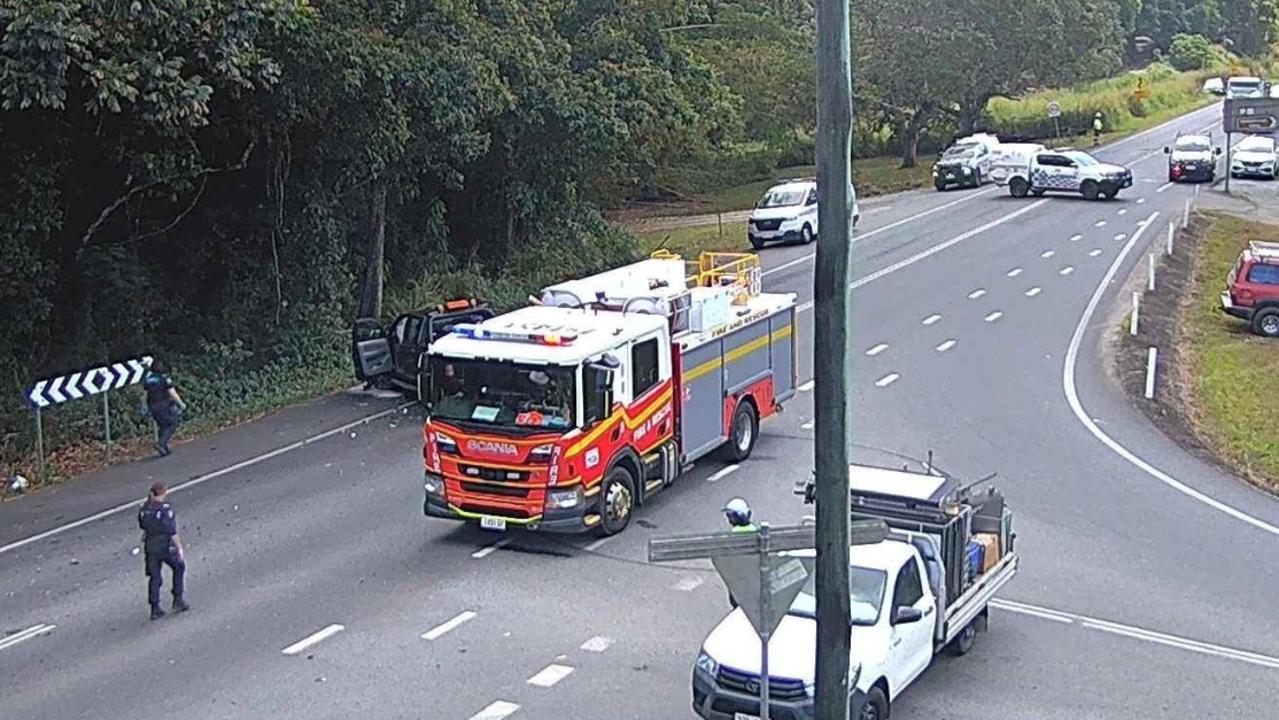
[747,179,859,249]
[1005,148,1132,200]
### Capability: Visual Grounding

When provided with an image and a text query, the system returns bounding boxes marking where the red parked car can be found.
[1221,241,1279,337]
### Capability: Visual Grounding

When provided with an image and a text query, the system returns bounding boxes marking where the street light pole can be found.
[813,0,854,718]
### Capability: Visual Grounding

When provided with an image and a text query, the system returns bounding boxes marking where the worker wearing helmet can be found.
[724,497,756,532]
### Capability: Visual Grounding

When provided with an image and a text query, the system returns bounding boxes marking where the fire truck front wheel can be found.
[721,400,759,463]
[599,466,636,535]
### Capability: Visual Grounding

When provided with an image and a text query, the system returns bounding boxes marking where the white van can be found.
[747,178,860,249]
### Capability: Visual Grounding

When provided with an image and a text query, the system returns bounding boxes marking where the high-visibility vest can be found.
[1093,117,1103,131]
[730,523,758,533]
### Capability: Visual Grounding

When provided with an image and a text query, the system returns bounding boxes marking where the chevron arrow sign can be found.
[25,355,153,409]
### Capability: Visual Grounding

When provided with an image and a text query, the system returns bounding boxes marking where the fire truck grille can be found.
[461,481,529,498]
[460,502,535,518]
[460,464,530,482]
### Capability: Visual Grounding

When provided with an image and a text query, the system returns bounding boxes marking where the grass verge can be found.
[1180,214,1279,488]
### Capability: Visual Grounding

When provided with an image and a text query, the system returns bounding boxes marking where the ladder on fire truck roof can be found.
[537,251,764,334]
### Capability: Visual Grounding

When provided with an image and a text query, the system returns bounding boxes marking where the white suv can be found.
[747,179,859,249]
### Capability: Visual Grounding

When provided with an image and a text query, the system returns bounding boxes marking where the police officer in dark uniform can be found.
[137,481,190,620]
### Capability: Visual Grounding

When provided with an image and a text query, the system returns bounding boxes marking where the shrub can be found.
[1168,34,1228,71]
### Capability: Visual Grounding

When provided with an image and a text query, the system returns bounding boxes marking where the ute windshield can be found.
[789,566,887,626]
[428,356,576,431]
[1174,136,1211,152]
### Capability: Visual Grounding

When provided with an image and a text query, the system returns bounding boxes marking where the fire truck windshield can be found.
[427,356,576,430]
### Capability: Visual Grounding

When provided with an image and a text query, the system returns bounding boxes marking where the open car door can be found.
[353,317,394,384]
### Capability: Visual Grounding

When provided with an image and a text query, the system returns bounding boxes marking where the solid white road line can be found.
[580,636,615,653]
[798,380,815,392]
[935,340,956,353]
[673,576,705,592]
[1025,287,1042,297]
[282,624,345,656]
[984,311,1003,323]
[1064,210,1279,541]
[1007,267,1023,277]
[1070,234,1083,242]
[1040,250,1055,259]
[991,599,1279,669]
[865,343,889,356]
[0,623,55,651]
[874,373,900,388]
[1155,182,1174,193]
[469,700,521,720]
[1090,249,1103,257]
[1060,266,1075,276]
[0,403,412,556]
[849,200,1049,292]
[422,611,477,641]
[922,314,942,326]
[759,190,998,280]
[472,538,510,559]
[527,664,575,688]
[582,536,613,553]
[707,465,740,483]
[968,288,986,299]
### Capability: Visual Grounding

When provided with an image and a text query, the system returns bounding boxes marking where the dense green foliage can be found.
[1134,0,1278,57]
[1168,32,1233,69]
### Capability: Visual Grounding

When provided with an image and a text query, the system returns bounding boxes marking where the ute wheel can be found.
[1081,181,1100,200]
[598,466,636,536]
[971,168,982,187]
[801,224,815,244]
[749,235,765,250]
[935,180,948,192]
[948,621,977,656]
[1009,177,1029,198]
[720,400,759,462]
[857,686,889,720]
[1253,308,1279,338]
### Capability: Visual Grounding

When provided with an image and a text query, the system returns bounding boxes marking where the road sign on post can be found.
[1223,97,1279,134]
[23,355,153,477]
[1047,102,1062,141]
[649,519,888,720]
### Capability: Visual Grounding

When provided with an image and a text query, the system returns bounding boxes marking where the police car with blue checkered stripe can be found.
[1005,148,1132,201]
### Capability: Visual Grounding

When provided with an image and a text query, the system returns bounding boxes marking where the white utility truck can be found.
[691,464,1019,720]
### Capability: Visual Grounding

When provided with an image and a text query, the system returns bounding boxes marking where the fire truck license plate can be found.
[480,516,507,531]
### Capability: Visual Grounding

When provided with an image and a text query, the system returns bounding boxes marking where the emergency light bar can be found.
[451,323,578,346]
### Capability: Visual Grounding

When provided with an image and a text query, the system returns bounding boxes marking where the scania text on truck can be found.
[420,252,799,535]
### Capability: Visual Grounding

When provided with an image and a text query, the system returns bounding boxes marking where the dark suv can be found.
[1221,241,1279,337]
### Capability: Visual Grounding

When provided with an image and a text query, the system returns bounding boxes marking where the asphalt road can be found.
[4,102,1279,720]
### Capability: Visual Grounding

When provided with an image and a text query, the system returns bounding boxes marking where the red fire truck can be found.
[420,252,798,535]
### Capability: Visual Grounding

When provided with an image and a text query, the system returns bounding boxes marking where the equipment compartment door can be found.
[678,340,725,462]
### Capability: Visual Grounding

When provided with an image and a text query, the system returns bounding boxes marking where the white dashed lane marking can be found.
[984,311,1003,323]
[469,700,520,720]
[1137,198,1146,204]
[1114,233,1127,241]
[968,288,986,299]
[800,421,814,430]
[472,538,510,559]
[1070,234,1082,242]
[936,340,957,353]
[922,314,942,326]
[581,636,615,653]
[1090,249,1103,257]
[1026,287,1042,297]
[875,373,900,388]
[282,624,345,656]
[527,664,575,688]
[673,576,705,592]
[1118,209,1128,216]
[1041,250,1055,259]
[1095,220,1107,227]
[422,611,477,641]
[707,465,739,483]
[1007,268,1023,277]
[866,343,889,356]
[1060,266,1075,276]
[0,623,55,652]
[1156,182,1174,193]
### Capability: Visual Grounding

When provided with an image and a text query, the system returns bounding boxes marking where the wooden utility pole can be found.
[813,0,855,717]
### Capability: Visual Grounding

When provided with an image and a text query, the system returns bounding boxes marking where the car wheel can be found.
[1253,308,1279,338]
[801,224,814,244]
[948,621,977,656]
[935,180,948,192]
[749,235,765,250]
[720,400,759,462]
[857,686,889,720]
[598,466,636,536]
[971,169,982,187]
[1009,177,1029,198]
[1081,181,1100,200]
